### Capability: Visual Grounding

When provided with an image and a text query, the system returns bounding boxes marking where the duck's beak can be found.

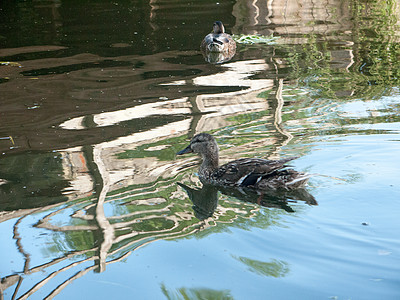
[177,145,192,155]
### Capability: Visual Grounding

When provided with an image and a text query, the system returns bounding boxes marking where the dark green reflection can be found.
[0,152,68,210]
[234,256,289,278]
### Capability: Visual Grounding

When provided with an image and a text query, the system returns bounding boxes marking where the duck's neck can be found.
[199,150,219,178]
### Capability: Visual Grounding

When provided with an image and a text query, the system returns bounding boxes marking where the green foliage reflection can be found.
[161,284,234,300]
[234,256,290,278]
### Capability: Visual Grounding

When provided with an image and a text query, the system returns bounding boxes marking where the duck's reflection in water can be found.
[201,48,236,64]
[177,183,219,220]
[178,182,317,219]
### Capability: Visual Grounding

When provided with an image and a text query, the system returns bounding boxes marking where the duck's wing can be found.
[201,34,214,50]
[215,34,236,47]
[214,34,229,43]
[214,157,298,186]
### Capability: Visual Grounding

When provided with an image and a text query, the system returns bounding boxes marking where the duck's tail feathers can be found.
[286,173,312,188]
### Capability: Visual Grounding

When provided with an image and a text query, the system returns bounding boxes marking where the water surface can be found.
[0,1,399,299]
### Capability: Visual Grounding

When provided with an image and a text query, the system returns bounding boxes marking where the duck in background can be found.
[200,21,236,64]
[177,133,311,191]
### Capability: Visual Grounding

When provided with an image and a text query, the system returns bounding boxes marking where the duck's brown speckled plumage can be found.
[177,133,310,190]
[200,21,236,54]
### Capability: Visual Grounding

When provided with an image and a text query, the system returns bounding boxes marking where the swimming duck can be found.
[177,133,310,190]
[201,21,236,54]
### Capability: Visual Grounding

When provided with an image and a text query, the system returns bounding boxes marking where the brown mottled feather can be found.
[214,157,298,186]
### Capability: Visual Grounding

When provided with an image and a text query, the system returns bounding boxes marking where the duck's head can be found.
[177,133,219,158]
[212,21,225,34]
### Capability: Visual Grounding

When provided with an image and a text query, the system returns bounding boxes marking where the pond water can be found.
[1,1,400,299]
